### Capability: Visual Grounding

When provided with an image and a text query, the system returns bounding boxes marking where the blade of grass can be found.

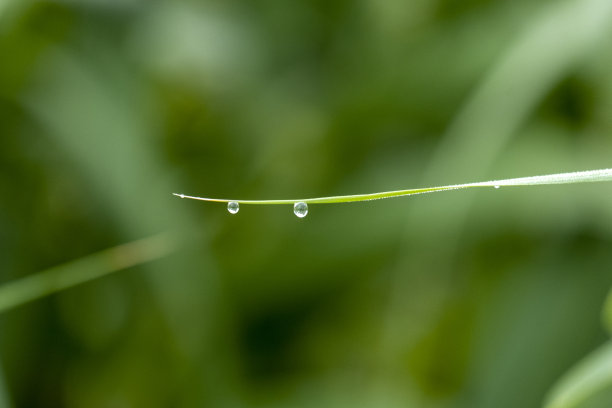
[0,360,11,408]
[545,341,612,408]
[174,168,612,205]
[376,0,612,399]
[26,46,219,356]
[0,233,175,314]
[604,288,612,336]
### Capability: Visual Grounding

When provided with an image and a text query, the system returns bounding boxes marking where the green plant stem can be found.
[174,168,612,205]
[0,233,175,314]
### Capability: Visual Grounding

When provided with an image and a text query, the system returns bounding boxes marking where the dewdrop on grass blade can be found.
[293,202,308,218]
[227,201,239,214]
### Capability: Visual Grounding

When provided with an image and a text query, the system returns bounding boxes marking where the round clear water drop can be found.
[227,201,240,214]
[293,202,308,218]
[494,185,500,189]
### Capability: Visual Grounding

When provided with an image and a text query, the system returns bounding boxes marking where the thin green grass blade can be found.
[604,288,612,336]
[0,233,175,314]
[0,360,10,408]
[174,168,612,205]
[545,341,612,408]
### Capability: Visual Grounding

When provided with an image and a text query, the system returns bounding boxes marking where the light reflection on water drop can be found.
[227,201,239,214]
[293,202,308,218]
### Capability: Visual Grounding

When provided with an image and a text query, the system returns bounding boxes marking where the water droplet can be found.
[494,185,500,189]
[227,201,239,214]
[293,202,308,218]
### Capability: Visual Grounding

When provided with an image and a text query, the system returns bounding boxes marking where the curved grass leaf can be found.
[545,341,612,408]
[174,168,612,205]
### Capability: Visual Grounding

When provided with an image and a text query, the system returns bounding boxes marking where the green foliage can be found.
[1,0,612,407]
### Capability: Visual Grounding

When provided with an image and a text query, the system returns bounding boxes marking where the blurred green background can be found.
[1,0,612,407]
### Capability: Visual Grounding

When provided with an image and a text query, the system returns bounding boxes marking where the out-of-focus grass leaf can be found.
[0,233,174,314]
[0,0,14,18]
[604,289,612,336]
[24,44,221,357]
[545,341,612,408]
[379,0,612,373]
[0,0,8,17]
[0,361,11,408]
